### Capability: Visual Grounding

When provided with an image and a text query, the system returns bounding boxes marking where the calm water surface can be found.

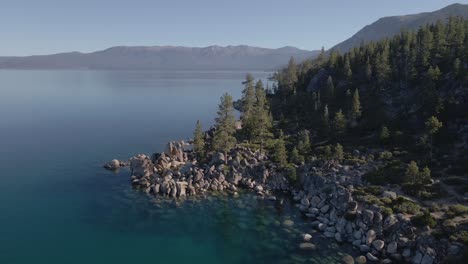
[0,70,352,263]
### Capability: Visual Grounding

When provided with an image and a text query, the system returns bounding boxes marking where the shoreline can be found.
[105,140,464,264]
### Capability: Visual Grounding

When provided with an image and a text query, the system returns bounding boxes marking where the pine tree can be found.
[406,161,420,185]
[297,130,311,156]
[425,116,443,160]
[350,89,362,123]
[326,76,335,101]
[379,126,390,144]
[333,109,347,136]
[273,138,288,167]
[285,57,298,94]
[322,104,330,133]
[193,120,205,160]
[334,143,344,161]
[289,147,304,164]
[343,54,352,80]
[252,80,273,152]
[212,93,237,163]
[241,73,256,139]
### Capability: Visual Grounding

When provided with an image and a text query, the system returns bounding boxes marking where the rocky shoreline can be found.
[104,140,463,264]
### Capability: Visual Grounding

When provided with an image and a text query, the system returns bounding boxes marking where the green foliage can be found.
[393,197,420,215]
[379,126,390,143]
[411,210,437,228]
[272,138,288,167]
[212,93,237,159]
[350,89,361,122]
[289,147,304,164]
[241,73,256,139]
[450,231,468,244]
[447,204,468,218]
[250,80,273,151]
[379,151,393,160]
[296,130,311,156]
[380,206,394,217]
[193,120,205,160]
[334,143,344,161]
[332,109,346,137]
[363,160,405,185]
[364,185,383,196]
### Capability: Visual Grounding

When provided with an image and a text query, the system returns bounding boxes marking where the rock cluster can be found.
[126,141,288,199]
[293,163,441,264]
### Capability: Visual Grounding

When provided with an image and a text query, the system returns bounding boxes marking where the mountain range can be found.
[0,45,319,71]
[0,3,467,71]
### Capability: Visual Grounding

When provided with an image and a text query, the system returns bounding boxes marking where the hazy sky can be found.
[1,0,467,56]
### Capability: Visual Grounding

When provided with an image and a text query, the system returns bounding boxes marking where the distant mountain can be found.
[332,3,468,53]
[0,45,319,71]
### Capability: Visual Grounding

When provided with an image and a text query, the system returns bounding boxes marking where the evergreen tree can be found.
[333,109,347,136]
[297,130,311,156]
[193,120,205,160]
[326,76,335,101]
[453,58,461,78]
[425,116,443,160]
[285,57,298,94]
[252,80,273,152]
[343,54,352,80]
[289,147,304,164]
[241,73,256,139]
[334,143,344,161]
[273,138,288,167]
[350,89,362,123]
[324,145,332,160]
[322,104,330,133]
[212,93,237,163]
[379,126,390,144]
[405,161,420,185]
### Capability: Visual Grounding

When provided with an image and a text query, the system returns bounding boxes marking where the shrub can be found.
[442,219,457,232]
[450,231,468,244]
[379,151,393,160]
[380,197,393,205]
[363,160,405,185]
[393,197,420,215]
[380,206,394,217]
[447,204,468,218]
[365,185,383,195]
[411,211,436,228]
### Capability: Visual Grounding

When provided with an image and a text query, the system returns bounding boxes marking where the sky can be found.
[0,0,467,56]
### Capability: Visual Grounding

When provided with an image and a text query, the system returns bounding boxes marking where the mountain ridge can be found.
[331,3,468,53]
[0,45,319,71]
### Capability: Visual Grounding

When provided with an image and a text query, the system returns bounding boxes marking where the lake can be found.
[0,70,352,263]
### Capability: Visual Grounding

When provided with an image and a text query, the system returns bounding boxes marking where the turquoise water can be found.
[0,70,352,263]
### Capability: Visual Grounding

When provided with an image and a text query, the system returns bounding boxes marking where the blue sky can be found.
[1,0,467,56]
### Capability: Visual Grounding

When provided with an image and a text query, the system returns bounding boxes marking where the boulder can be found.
[104,159,122,170]
[302,233,312,241]
[255,185,264,192]
[387,241,398,254]
[355,256,367,264]
[320,204,330,213]
[362,209,374,225]
[372,240,385,251]
[210,152,225,165]
[360,245,370,253]
[342,254,355,264]
[282,219,294,227]
[382,191,397,200]
[299,243,316,251]
[366,253,379,262]
[366,230,376,245]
